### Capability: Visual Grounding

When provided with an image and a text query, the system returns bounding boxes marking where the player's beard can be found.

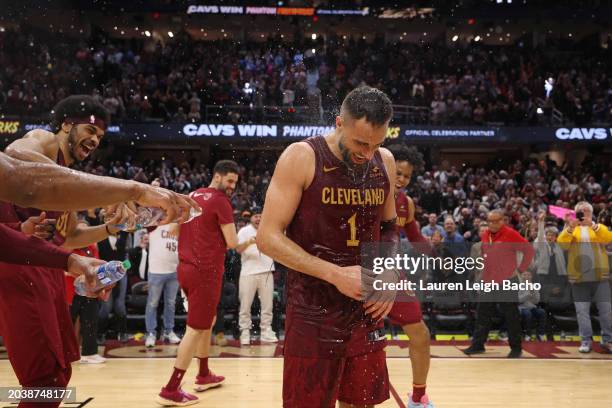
[338,137,367,169]
[66,126,79,163]
[217,183,234,197]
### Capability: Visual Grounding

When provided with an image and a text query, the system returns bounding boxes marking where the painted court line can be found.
[389,381,406,408]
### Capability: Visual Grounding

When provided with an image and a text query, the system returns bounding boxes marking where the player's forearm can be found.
[257,229,339,283]
[403,221,434,256]
[4,161,143,211]
[62,224,112,250]
[35,171,144,210]
[0,224,71,268]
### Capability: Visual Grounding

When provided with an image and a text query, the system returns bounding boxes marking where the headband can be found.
[65,115,107,131]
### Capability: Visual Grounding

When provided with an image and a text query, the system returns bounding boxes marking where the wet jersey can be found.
[284,135,390,358]
[0,148,79,369]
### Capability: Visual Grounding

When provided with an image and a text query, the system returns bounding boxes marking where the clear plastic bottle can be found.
[74,260,131,296]
[110,206,202,230]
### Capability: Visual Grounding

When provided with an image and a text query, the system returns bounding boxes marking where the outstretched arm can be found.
[0,152,199,221]
[0,223,71,268]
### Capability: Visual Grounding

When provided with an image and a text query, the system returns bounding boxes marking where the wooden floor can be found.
[1,357,611,407]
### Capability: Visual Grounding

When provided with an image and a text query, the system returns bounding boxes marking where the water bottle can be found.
[74,260,131,296]
[135,207,202,227]
[109,206,202,230]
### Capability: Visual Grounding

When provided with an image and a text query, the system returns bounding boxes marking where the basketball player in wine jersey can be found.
[258,86,400,408]
[387,144,435,408]
[0,95,196,406]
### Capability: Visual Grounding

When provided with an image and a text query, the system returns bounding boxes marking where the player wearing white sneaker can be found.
[236,207,278,346]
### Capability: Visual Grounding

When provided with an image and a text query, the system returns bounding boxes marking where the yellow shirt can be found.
[557,224,611,283]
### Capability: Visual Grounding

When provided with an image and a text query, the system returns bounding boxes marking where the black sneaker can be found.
[507,349,522,358]
[118,332,131,343]
[462,346,486,355]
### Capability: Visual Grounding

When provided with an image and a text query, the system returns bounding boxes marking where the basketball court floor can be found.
[1,340,611,407]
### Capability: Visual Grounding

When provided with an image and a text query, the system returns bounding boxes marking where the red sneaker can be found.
[156,387,199,406]
[194,371,225,392]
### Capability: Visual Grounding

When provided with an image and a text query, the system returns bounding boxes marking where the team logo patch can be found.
[370,166,384,179]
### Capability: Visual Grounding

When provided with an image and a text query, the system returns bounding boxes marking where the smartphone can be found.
[576,211,584,221]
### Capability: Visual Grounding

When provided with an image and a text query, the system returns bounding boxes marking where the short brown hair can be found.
[213,160,239,176]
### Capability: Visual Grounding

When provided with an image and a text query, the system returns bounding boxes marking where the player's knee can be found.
[186,324,207,335]
[405,322,430,346]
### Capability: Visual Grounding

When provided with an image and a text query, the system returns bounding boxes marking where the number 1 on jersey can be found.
[346,213,359,247]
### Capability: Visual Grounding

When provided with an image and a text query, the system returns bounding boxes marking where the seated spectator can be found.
[442,216,468,258]
[518,270,547,342]
[421,213,444,238]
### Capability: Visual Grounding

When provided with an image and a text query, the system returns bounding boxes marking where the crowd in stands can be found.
[75,149,611,232]
[1,26,611,125]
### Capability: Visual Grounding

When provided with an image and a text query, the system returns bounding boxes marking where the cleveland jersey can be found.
[1,149,70,245]
[284,135,390,358]
[0,148,79,369]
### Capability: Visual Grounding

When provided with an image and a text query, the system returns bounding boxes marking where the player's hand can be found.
[21,212,57,240]
[103,203,136,233]
[330,265,365,301]
[96,284,116,301]
[66,254,106,288]
[362,267,400,320]
[364,299,394,321]
[135,184,201,225]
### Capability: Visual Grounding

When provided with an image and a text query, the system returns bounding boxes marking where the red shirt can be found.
[481,225,535,282]
[179,187,234,271]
